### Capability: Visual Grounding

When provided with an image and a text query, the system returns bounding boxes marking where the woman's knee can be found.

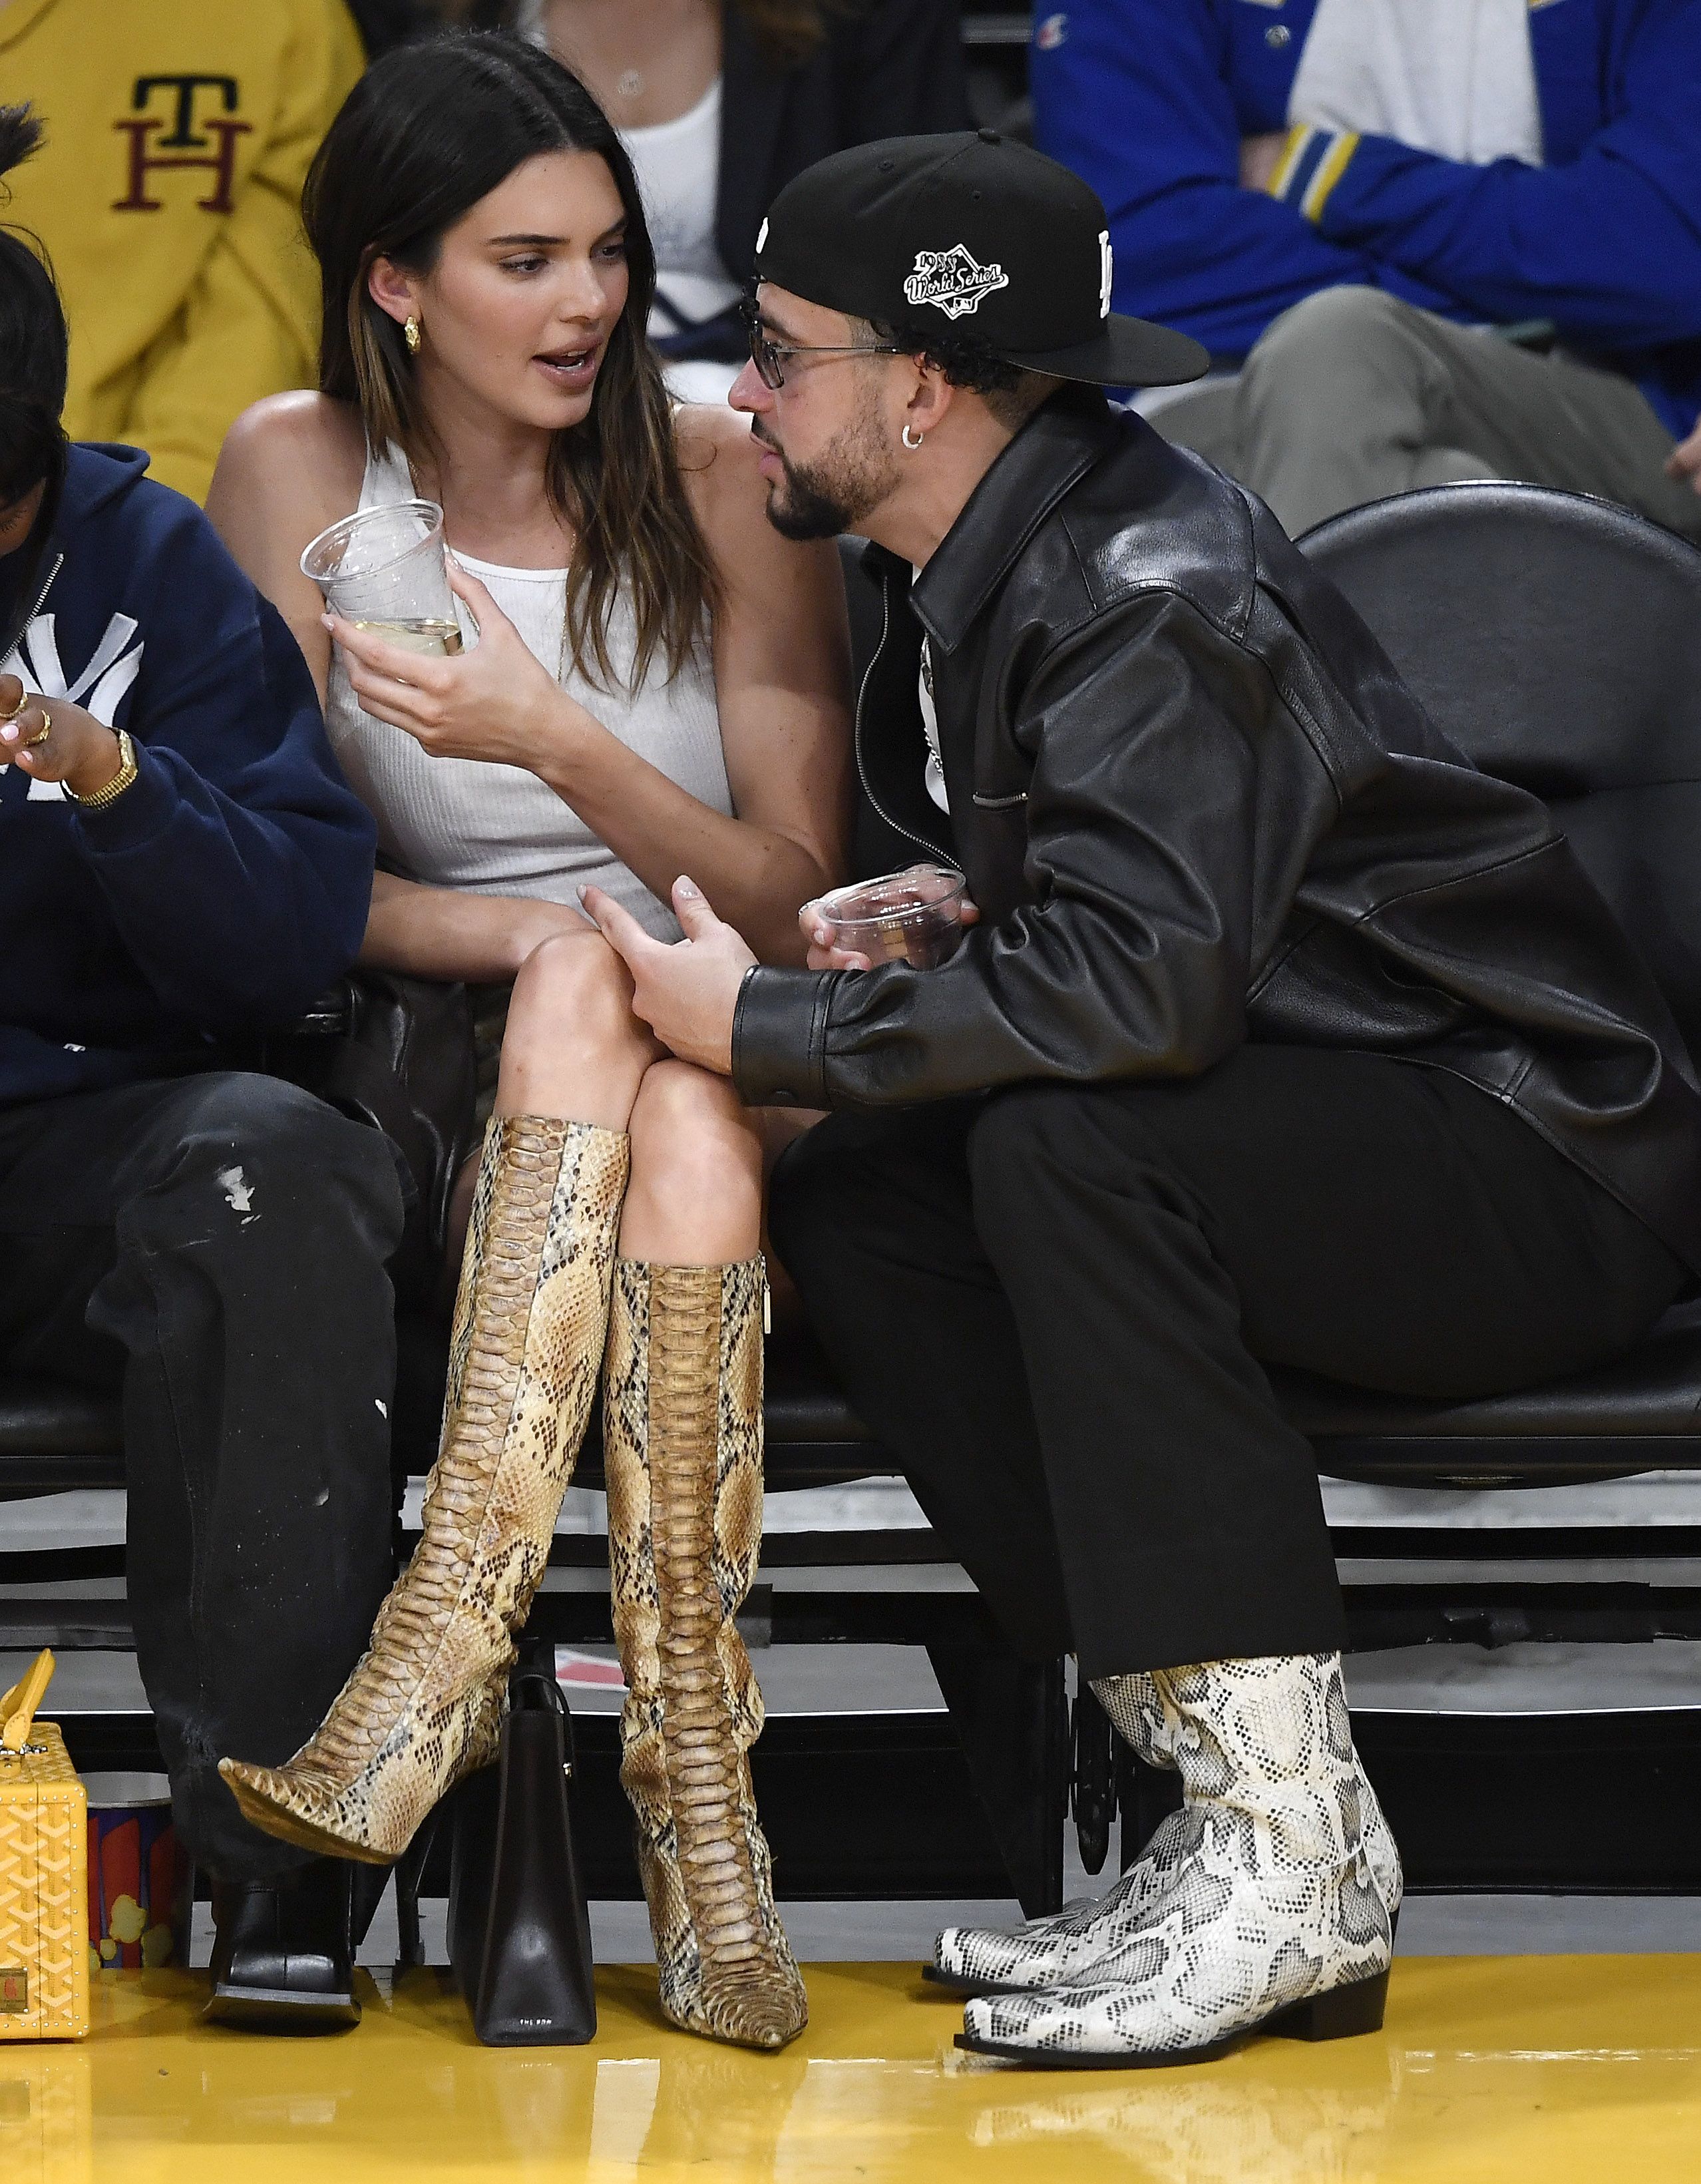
[628,1060,761,1186]
[496,931,656,1130]
[621,1062,763,1260]
[506,930,637,1055]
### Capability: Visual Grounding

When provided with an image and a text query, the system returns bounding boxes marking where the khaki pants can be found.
[1152,287,1701,542]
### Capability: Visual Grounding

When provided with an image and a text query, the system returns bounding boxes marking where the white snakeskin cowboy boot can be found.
[958,1653,1397,2066]
[221,1116,629,1864]
[931,1673,1184,1994]
[934,1663,1401,1998]
[603,1256,807,2052]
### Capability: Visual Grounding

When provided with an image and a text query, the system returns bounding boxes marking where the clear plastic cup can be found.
[815,864,968,969]
[299,500,463,656]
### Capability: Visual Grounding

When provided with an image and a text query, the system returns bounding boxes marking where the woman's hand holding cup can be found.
[328,560,601,771]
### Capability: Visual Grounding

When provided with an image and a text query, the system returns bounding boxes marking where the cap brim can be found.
[1006,314,1211,389]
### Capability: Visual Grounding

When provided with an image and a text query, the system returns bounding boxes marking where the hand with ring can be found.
[0,672,126,798]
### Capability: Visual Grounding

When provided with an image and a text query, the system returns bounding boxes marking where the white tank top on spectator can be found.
[323,443,731,943]
[624,81,742,337]
[1289,0,1544,168]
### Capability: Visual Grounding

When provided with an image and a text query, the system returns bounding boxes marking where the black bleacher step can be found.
[0,1601,132,1647]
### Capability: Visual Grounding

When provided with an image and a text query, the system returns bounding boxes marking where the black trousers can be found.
[769,1049,1688,1681]
[0,1072,405,1881]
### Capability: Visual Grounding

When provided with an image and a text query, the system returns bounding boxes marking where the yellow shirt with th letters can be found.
[0,0,364,502]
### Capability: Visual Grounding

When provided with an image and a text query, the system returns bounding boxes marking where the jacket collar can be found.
[910,385,1120,656]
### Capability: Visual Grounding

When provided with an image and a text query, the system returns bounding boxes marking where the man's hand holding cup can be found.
[799,865,980,972]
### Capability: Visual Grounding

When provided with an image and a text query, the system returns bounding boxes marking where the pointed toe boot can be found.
[604,1256,807,2052]
[935,1657,1402,2002]
[957,1652,1400,2067]
[221,1116,630,1864]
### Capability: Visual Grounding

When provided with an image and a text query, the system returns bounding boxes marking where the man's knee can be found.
[968,1081,1205,1247]
[767,1116,852,1271]
[161,1072,404,1249]
[968,1083,1099,1191]
[1242,288,1443,428]
[1254,286,1419,373]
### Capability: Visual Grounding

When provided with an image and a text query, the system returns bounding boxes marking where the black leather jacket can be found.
[733,389,1701,1275]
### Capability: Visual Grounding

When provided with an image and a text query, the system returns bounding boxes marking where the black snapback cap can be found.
[753,131,1210,389]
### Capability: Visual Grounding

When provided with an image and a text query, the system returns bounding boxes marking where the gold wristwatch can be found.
[63,728,138,812]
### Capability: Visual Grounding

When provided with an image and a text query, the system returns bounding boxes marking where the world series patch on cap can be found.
[753,130,1210,389]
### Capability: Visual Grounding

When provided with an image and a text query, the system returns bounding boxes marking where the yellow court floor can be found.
[5,1956,1701,2184]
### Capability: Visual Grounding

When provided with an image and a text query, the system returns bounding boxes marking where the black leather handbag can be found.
[259,968,479,1308]
[447,1661,598,2047]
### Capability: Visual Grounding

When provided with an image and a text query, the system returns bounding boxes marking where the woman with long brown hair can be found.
[459,0,969,399]
[206,31,853,2051]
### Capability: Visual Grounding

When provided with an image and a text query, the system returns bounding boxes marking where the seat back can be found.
[1300,485,1701,1064]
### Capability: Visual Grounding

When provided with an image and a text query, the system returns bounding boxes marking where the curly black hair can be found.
[861,314,1056,430]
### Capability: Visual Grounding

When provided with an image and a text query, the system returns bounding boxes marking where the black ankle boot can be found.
[203,1857,361,2032]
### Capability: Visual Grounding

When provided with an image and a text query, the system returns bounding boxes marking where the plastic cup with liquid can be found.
[814,865,969,969]
[299,499,463,656]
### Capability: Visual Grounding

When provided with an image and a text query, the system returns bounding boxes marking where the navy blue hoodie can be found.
[1,444,376,1106]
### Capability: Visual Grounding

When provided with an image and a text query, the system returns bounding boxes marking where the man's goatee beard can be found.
[763,463,856,543]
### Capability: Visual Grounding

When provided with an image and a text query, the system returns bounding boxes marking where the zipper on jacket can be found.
[854,569,952,864]
[1,551,63,666]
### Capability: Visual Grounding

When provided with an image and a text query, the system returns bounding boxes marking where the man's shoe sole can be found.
[953,1966,1390,2070]
[922,1963,1029,1998]
[203,1982,361,2035]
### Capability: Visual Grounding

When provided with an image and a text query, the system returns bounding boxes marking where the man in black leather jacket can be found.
[587,134,1701,2068]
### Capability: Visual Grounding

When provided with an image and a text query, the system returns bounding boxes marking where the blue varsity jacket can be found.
[1030,0,1701,439]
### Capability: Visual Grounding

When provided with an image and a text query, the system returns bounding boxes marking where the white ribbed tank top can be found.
[323,444,731,941]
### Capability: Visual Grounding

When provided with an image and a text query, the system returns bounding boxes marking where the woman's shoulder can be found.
[205,393,367,624]
[671,400,767,541]
[669,399,845,625]
[213,392,366,519]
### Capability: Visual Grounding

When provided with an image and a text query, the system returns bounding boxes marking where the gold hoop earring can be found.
[404,314,421,356]
[902,424,924,451]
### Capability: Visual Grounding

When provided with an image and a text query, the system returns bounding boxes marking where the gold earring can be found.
[404,314,421,356]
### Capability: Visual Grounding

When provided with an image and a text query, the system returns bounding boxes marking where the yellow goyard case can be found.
[0,1651,90,2040]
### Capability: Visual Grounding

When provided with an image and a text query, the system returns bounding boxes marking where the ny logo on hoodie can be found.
[1,613,143,802]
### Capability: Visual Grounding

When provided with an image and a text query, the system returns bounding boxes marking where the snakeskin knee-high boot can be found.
[220,1116,630,1865]
[604,1255,807,2052]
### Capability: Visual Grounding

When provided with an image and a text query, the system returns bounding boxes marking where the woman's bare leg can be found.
[620,1059,765,1264]
[443,929,659,1277]
[603,1060,807,2050]
[496,928,659,1127]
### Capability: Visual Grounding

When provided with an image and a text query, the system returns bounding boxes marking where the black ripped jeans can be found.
[0,1072,405,1880]
[770,1049,1690,1681]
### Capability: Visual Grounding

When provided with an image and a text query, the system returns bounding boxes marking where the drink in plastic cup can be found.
[300,500,463,656]
[815,865,968,969]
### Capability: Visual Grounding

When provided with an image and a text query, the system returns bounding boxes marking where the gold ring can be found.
[0,696,26,724]
[25,719,51,748]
